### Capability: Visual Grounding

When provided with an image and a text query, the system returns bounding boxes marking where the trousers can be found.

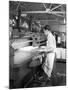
[42,52,55,77]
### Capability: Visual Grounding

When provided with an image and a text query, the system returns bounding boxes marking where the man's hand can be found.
[38,46,47,52]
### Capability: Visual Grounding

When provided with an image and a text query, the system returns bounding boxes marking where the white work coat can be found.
[42,32,56,77]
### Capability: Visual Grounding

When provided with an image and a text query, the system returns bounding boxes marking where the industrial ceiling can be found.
[9,1,66,22]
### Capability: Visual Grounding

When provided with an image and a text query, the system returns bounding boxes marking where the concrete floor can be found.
[22,60,66,88]
[10,60,66,89]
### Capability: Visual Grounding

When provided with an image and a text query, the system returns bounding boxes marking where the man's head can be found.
[43,25,51,36]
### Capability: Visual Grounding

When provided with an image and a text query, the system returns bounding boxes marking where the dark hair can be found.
[44,25,51,31]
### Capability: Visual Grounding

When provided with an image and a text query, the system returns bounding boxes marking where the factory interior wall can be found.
[39,20,66,33]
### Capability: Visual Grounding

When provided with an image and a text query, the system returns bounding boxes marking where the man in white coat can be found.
[40,25,56,84]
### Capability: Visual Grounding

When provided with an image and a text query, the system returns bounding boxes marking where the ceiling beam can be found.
[21,10,65,14]
[16,2,20,11]
[52,13,64,17]
[33,19,58,21]
[50,4,62,11]
[43,3,46,9]
[49,4,52,9]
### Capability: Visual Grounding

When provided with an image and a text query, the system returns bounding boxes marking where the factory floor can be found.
[10,59,66,89]
[23,60,66,88]
[26,75,66,88]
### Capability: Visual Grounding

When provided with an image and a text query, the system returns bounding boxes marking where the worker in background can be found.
[39,25,56,84]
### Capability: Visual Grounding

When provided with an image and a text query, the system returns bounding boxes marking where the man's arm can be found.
[39,36,56,53]
[38,46,54,53]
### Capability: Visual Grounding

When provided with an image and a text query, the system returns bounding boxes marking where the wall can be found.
[35,20,66,33]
